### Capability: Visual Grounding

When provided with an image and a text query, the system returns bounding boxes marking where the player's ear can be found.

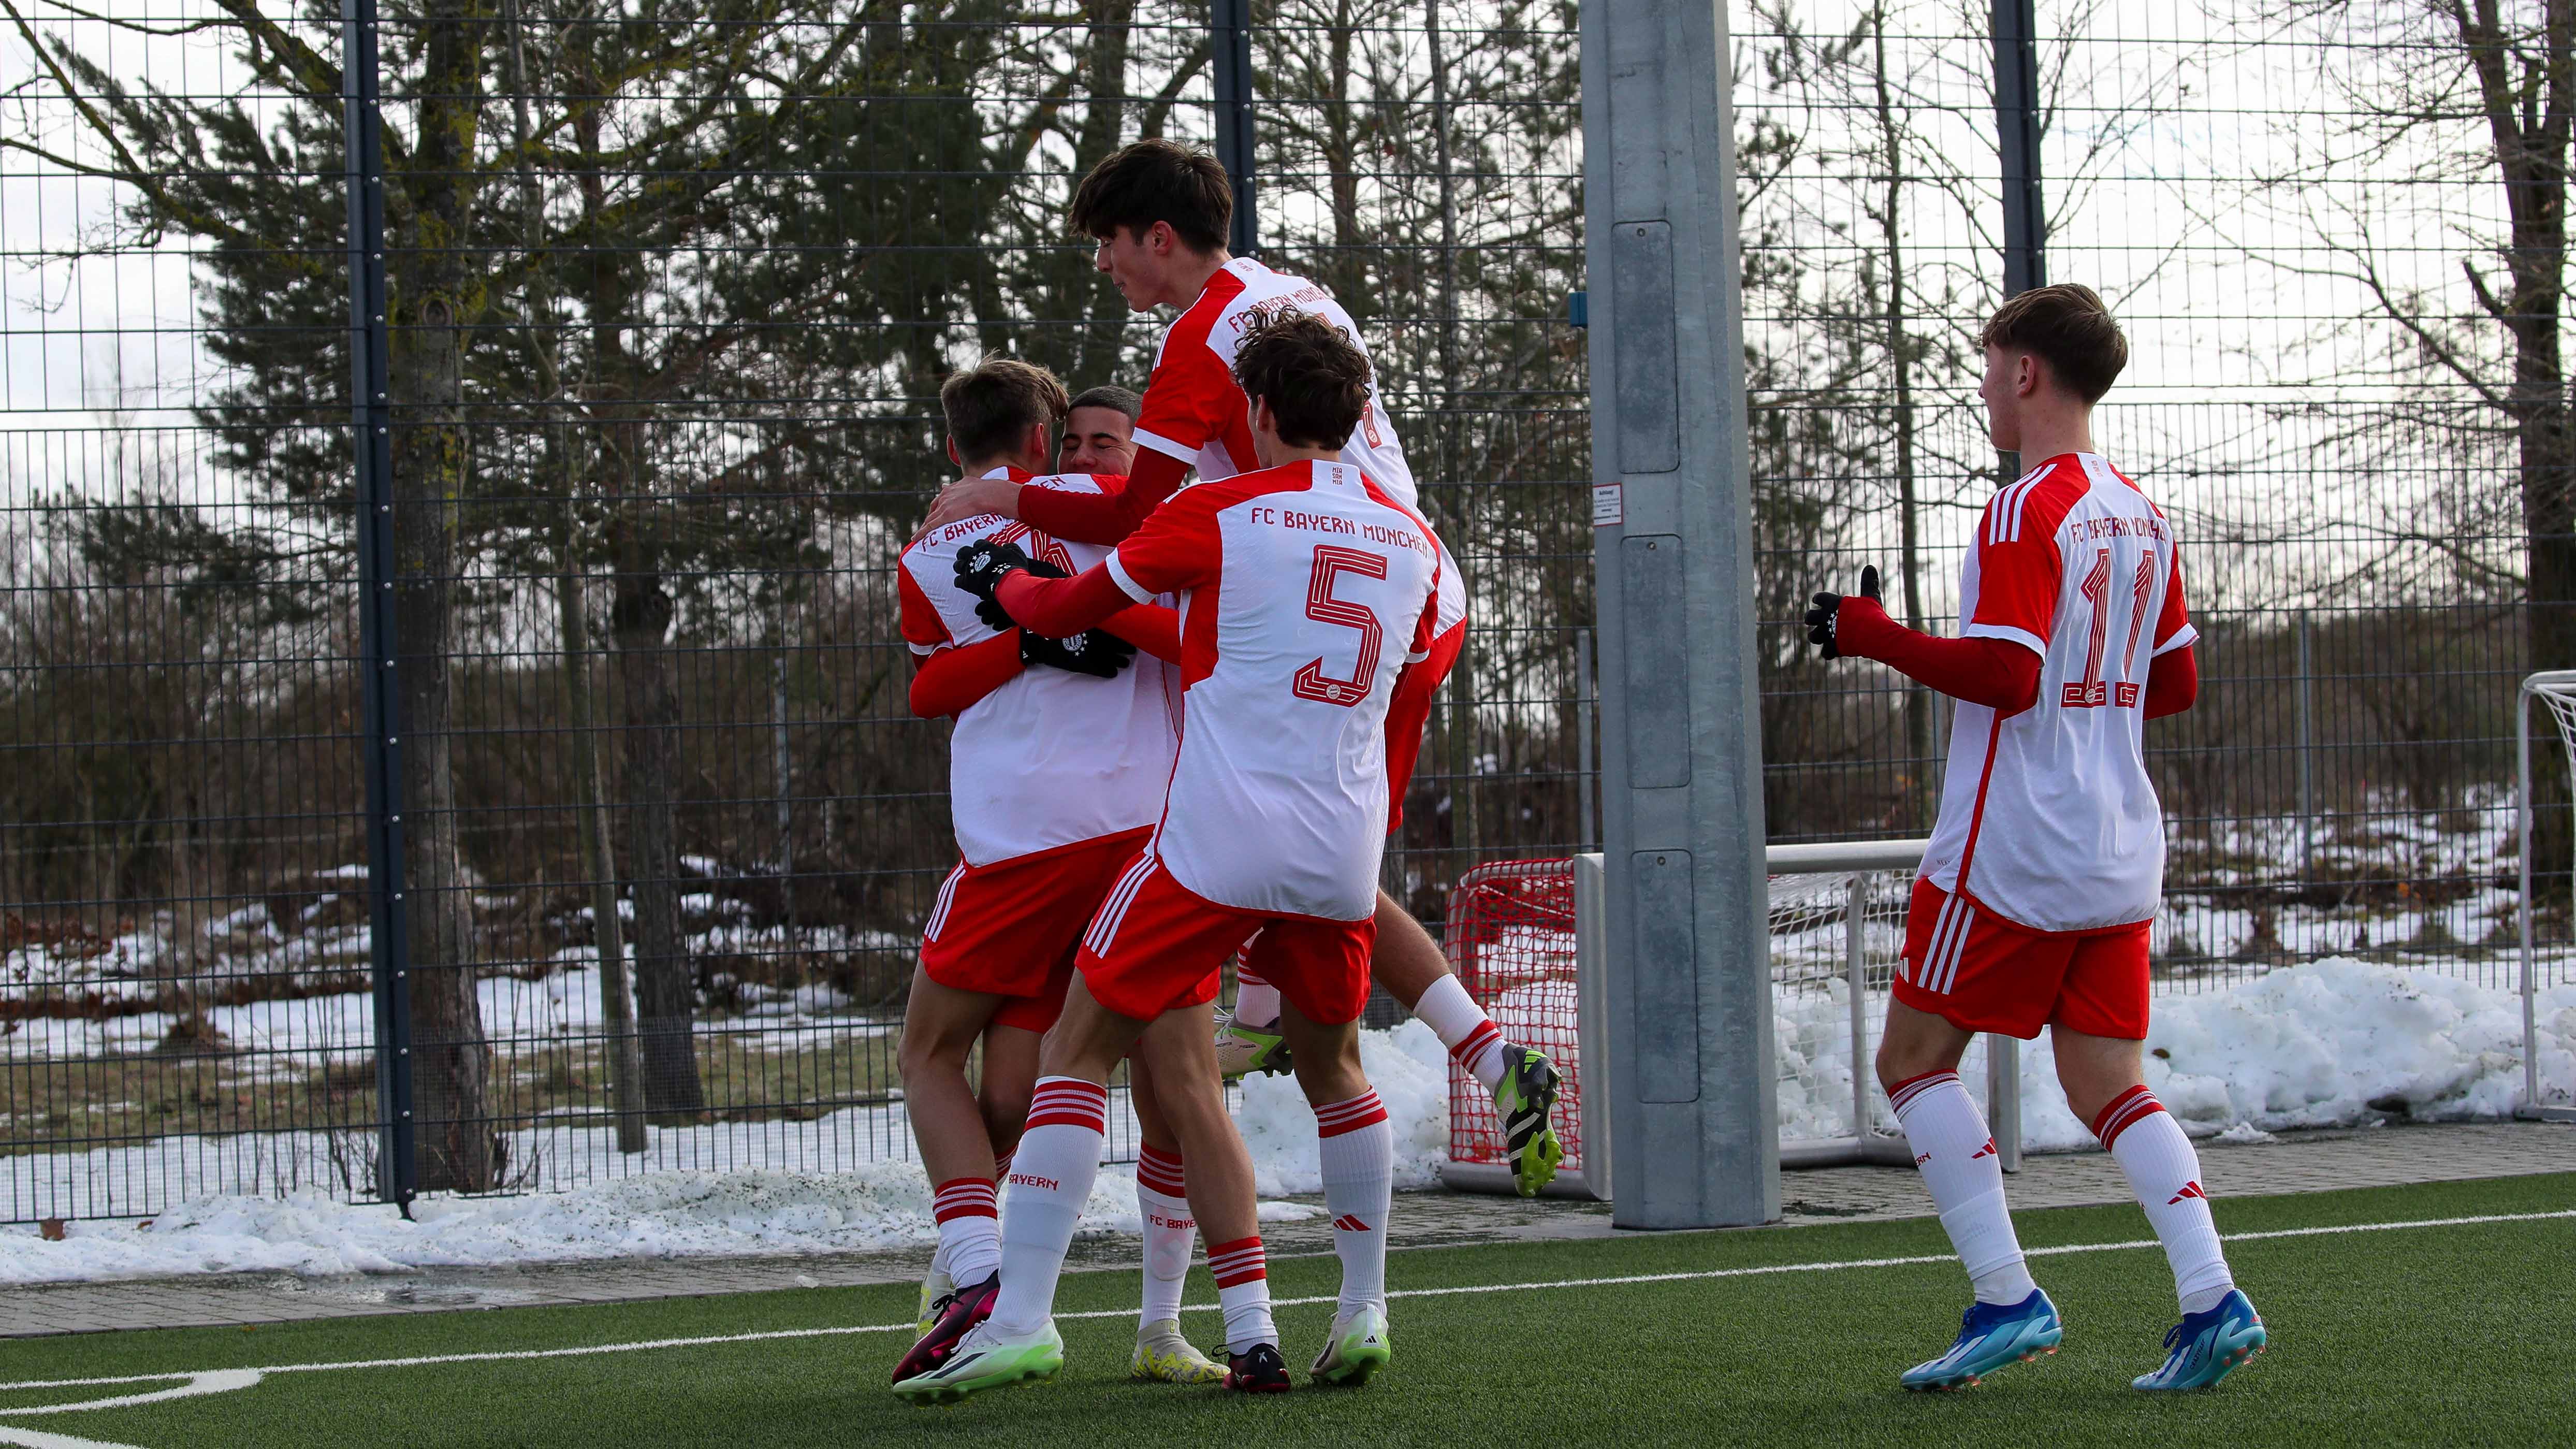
[944,436,961,468]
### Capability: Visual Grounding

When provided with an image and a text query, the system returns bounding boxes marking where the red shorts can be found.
[1385,619,1466,831]
[1077,854,1378,1024]
[1894,878,2150,1040]
[920,829,1152,1033]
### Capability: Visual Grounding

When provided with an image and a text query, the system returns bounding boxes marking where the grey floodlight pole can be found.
[1582,0,1778,1229]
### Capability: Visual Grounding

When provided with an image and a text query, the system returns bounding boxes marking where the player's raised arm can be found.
[1804,564,2044,715]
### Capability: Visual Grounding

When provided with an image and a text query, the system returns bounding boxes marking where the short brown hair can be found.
[1980,284,2127,403]
[1066,383,1141,420]
[940,356,1069,463]
[1069,140,1232,253]
[1232,311,1371,451]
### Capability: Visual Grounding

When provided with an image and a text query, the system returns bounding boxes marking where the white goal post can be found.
[1439,843,2027,1199]
[2514,671,2576,1123]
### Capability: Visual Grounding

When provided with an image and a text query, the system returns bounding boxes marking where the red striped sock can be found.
[2090,1084,2164,1151]
[930,1177,1000,1284]
[1134,1143,1186,1198]
[932,1177,997,1223]
[1315,1089,1389,1138]
[1208,1235,1275,1354]
[1134,1144,1194,1327]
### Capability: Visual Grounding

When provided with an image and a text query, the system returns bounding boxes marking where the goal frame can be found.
[1439,844,2029,1198]
[2514,671,2576,1123]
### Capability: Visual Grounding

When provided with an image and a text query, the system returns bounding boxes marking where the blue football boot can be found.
[1899,1288,2064,1392]
[2132,1289,2266,1391]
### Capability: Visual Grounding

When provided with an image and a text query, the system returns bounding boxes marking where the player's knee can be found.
[1874,1034,1951,1094]
[1293,1029,1369,1106]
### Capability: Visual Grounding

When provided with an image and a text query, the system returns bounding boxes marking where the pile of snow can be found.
[0,1023,1455,1285]
[1774,957,2576,1152]
[7,964,2569,1284]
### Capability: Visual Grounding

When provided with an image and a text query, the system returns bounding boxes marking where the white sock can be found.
[989,1077,1107,1338]
[931,1177,999,1286]
[1134,1142,1196,1329]
[1233,969,1281,1025]
[1890,1069,2036,1306]
[1208,1235,1276,1353]
[1317,1090,1394,1317]
[2095,1086,2236,1315]
[1413,972,1510,1089]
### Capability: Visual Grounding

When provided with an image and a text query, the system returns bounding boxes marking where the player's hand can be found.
[972,555,1067,631]
[912,473,1023,543]
[1020,628,1136,679]
[1804,565,1881,660]
[953,538,1036,615]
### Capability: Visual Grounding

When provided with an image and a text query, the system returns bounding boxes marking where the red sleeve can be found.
[1835,598,2042,714]
[896,563,953,655]
[1097,603,1183,663]
[2144,642,2198,719]
[993,563,1136,639]
[1017,452,1191,546]
[1102,487,1226,598]
[908,631,1022,718]
[1962,502,2063,658]
[2152,547,2196,656]
[1132,331,1242,469]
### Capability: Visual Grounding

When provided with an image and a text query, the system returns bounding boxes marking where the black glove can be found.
[1020,627,1137,680]
[1803,564,1881,660]
[974,555,1067,632]
[952,538,1046,625]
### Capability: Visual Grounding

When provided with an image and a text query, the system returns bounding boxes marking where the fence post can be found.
[1211,0,1257,257]
[1985,0,2045,1175]
[1992,0,2045,298]
[2298,608,2316,878]
[1576,627,1596,853]
[341,0,416,1209]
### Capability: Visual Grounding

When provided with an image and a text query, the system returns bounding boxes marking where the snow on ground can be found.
[1772,959,2576,1152]
[7,963,2570,1285]
[0,1025,1458,1285]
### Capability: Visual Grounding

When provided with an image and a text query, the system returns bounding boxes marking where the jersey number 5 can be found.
[1293,544,1388,707]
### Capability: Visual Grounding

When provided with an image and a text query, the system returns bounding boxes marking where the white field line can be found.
[4,1206,2570,1401]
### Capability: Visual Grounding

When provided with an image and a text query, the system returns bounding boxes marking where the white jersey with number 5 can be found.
[1918,452,2196,934]
[1103,459,1442,921]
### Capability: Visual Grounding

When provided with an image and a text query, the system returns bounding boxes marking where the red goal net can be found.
[1441,858,1587,1178]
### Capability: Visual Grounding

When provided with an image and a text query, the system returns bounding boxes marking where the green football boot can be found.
[1308,1304,1392,1386]
[1493,1045,1564,1196]
[891,1320,1064,1405]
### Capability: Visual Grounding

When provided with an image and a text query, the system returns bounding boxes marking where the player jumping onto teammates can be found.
[889,358,1235,1389]
[893,313,1441,1402]
[917,138,1563,1197]
[1804,284,2265,1393]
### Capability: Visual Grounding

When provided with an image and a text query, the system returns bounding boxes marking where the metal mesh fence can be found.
[0,0,2566,1221]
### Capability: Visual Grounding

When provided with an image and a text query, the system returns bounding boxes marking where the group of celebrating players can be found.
[885,137,2267,1405]
[887,139,1564,1401]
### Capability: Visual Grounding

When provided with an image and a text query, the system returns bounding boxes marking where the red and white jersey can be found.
[899,469,1179,868]
[1137,256,1467,639]
[1919,452,2197,934]
[1103,459,1442,920]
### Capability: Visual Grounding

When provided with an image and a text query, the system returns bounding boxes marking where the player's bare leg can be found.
[979,1022,1038,1171]
[1125,1047,1224,1383]
[1875,1002,2058,1390]
[1220,889,1562,1195]
[1275,997,1395,1386]
[893,968,1024,1361]
[2053,1026,2262,1389]
[898,982,1275,1402]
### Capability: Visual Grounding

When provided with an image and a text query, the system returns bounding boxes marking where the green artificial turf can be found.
[4,1173,2571,1447]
